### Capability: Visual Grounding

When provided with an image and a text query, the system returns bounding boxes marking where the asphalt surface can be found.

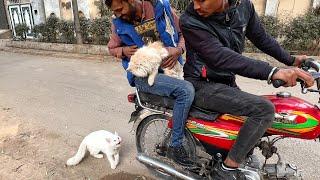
[0,51,319,179]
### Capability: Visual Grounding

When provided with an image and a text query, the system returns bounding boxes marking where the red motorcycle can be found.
[128,59,320,180]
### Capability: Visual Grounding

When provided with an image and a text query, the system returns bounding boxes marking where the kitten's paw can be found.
[92,154,103,159]
[147,78,155,86]
[111,165,117,169]
[66,158,77,166]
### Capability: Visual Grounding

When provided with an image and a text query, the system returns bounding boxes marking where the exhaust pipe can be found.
[136,153,203,180]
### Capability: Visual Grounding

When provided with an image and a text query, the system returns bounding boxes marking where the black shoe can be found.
[167,146,194,166]
[211,162,246,180]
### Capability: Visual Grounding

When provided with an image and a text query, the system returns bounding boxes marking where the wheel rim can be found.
[139,118,170,157]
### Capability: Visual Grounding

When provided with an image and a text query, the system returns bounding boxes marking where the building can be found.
[253,0,320,20]
[2,0,320,38]
[4,0,103,38]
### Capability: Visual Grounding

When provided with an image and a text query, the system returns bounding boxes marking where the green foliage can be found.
[260,15,281,39]
[281,11,320,53]
[32,23,45,40]
[90,17,112,45]
[58,20,75,44]
[245,11,320,55]
[15,23,29,40]
[170,0,191,14]
[79,17,92,44]
[45,14,59,43]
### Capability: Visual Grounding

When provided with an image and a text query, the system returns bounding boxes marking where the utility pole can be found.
[72,0,83,44]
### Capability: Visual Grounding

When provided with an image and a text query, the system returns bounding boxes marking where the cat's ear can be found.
[114,131,118,136]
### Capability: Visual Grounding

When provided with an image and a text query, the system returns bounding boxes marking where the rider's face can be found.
[193,0,227,17]
[111,0,137,24]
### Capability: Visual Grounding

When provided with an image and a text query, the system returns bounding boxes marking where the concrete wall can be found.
[88,0,101,19]
[43,0,61,19]
[314,0,320,8]
[60,0,73,20]
[252,0,312,19]
[277,0,312,20]
[251,0,266,16]
[78,0,91,19]
[31,0,46,25]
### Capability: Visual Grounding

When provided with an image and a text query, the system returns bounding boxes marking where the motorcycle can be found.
[127,58,320,180]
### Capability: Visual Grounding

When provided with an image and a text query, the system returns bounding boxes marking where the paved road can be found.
[0,51,319,179]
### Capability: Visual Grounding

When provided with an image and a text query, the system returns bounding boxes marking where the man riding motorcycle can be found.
[180,0,314,179]
[106,0,195,166]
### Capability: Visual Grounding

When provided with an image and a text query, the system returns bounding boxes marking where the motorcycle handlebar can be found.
[272,58,320,89]
[303,58,320,72]
[272,79,286,88]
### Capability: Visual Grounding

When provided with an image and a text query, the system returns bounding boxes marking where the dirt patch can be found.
[101,172,153,180]
[0,107,152,180]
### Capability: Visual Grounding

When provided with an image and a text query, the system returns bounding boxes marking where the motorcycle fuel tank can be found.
[186,93,320,150]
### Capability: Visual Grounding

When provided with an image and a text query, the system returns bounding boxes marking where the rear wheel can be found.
[136,114,196,178]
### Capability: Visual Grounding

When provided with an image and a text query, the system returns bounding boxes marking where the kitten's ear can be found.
[114,131,118,136]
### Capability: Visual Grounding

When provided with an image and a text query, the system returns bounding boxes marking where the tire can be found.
[135,114,197,179]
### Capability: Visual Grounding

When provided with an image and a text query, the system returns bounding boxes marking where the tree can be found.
[72,0,83,44]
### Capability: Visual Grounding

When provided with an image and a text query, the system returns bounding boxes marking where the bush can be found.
[32,23,46,41]
[170,0,191,14]
[245,16,283,53]
[281,11,320,53]
[15,23,29,40]
[45,14,59,43]
[80,17,92,44]
[58,20,75,44]
[90,17,111,45]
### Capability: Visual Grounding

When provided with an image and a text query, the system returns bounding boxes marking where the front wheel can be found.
[135,114,197,178]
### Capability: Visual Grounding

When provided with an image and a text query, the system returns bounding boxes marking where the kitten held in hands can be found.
[127,41,184,86]
[66,130,121,169]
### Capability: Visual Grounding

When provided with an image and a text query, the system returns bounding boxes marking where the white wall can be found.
[314,0,320,8]
[265,0,279,17]
[77,0,90,19]
[43,0,61,18]
[31,0,46,25]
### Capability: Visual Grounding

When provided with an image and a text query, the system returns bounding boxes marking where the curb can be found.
[3,40,110,56]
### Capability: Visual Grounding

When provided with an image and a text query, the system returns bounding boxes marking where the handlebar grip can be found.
[303,58,319,71]
[272,79,286,88]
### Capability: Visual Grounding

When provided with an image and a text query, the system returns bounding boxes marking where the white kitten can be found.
[127,41,184,86]
[66,130,122,169]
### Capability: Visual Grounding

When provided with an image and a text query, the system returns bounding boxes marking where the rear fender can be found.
[130,109,164,133]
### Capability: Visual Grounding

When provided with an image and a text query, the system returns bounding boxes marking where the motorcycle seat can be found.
[138,91,220,121]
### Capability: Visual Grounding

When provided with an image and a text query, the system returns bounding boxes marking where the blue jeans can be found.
[134,74,195,147]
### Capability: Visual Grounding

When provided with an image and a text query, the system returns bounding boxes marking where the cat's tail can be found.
[66,140,87,166]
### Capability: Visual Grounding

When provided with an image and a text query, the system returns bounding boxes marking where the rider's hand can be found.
[161,47,182,69]
[293,55,307,67]
[272,67,314,87]
[123,45,138,58]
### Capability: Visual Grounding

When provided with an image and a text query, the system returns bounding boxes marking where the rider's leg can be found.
[134,74,195,165]
[190,81,274,178]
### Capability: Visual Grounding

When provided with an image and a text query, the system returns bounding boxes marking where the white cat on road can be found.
[66,130,122,169]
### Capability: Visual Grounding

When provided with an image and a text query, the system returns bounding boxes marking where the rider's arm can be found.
[245,1,295,66]
[107,24,125,59]
[181,25,274,80]
[171,8,185,53]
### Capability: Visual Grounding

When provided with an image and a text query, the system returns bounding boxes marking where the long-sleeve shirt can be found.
[180,0,295,81]
[107,1,185,59]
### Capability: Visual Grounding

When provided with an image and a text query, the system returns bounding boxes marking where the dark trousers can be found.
[187,79,275,163]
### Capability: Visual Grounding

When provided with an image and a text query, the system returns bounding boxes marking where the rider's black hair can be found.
[105,0,112,7]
